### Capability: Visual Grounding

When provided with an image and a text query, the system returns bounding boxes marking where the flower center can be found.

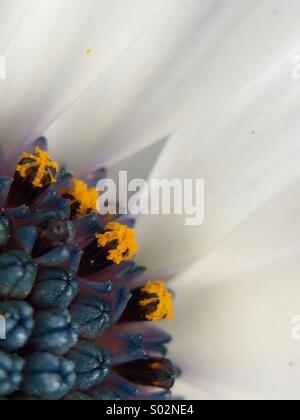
[0,140,178,400]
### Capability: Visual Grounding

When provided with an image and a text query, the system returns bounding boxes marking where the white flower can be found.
[1,0,300,400]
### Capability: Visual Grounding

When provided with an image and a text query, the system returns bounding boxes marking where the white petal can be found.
[167,182,300,400]
[0,0,167,155]
[136,50,300,272]
[45,0,300,170]
[105,137,168,193]
[0,0,28,51]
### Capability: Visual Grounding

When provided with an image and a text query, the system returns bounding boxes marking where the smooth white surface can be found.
[136,51,300,271]
[45,0,300,168]
[0,0,28,51]
[0,0,168,155]
[1,0,300,400]
[167,182,300,400]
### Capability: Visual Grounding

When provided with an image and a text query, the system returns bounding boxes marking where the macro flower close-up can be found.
[1,0,300,402]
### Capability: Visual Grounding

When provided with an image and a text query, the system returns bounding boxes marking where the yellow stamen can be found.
[64,179,98,217]
[16,146,59,188]
[96,222,139,265]
[140,281,175,321]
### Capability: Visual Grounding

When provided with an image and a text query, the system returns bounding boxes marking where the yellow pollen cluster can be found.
[16,146,59,188]
[140,281,175,321]
[96,222,139,265]
[65,179,98,217]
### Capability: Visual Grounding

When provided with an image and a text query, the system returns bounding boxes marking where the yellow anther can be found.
[64,179,98,217]
[16,146,59,188]
[140,282,174,321]
[96,222,139,265]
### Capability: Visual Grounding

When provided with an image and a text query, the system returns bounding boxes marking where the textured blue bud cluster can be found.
[0,138,178,400]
